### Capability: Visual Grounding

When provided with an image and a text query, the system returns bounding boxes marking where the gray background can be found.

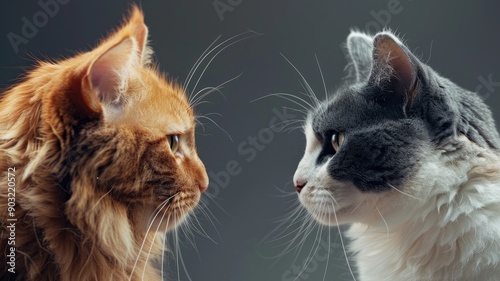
[1,1,500,280]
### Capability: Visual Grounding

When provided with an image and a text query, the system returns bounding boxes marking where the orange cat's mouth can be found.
[137,190,201,233]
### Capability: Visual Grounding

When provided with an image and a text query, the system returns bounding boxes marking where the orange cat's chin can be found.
[136,191,201,233]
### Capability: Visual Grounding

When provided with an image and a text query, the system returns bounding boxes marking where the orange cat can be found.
[0,6,208,281]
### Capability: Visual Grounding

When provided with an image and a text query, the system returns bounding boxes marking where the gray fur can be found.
[311,30,500,192]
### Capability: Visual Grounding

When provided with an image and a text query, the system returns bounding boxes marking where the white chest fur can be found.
[348,145,500,281]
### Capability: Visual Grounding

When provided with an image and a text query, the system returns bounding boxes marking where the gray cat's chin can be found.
[304,205,351,226]
[309,212,339,226]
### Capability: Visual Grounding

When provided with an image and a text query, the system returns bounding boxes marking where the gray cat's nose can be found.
[294,179,307,193]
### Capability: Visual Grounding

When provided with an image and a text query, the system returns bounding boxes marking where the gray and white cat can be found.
[293,30,500,281]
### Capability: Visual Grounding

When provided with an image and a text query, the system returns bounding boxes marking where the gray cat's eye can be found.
[332,132,345,152]
[168,135,180,153]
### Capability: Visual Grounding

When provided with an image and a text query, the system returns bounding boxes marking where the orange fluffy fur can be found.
[0,6,208,281]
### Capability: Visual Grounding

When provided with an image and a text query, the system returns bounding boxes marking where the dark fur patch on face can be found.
[312,90,428,192]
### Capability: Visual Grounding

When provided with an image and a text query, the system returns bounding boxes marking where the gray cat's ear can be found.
[346,31,373,83]
[368,32,418,109]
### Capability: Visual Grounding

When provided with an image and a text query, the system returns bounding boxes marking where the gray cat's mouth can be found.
[298,180,366,225]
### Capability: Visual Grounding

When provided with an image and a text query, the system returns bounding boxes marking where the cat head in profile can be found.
[58,6,208,232]
[0,6,208,280]
[293,30,500,226]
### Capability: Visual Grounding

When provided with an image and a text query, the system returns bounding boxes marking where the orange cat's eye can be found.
[168,135,179,153]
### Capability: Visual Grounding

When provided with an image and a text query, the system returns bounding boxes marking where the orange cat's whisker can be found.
[141,205,171,281]
[128,195,174,281]
[196,115,233,142]
[185,30,261,98]
[90,188,114,212]
[190,73,242,107]
[183,35,222,91]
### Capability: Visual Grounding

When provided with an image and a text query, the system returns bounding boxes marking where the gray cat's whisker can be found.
[327,193,340,208]
[327,194,357,281]
[283,106,309,116]
[375,206,390,240]
[270,119,302,132]
[286,216,317,258]
[263,213,303,244]
[281,121,307,133]
[349,201,363,214]
[315,54,329,103]
[424,40,434,64]
[286,125,307,133]
[252,93,313,111]
[261,207,312,262]
[280,53,321,107]
[263,205,306,243]
[295,214,325,279]
[189,30,262,97]
[322,211,331,281]
[298,81,319,107]
[387,183,420,201]
[267,216,309,246]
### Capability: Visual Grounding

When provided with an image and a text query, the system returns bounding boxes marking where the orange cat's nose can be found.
[199,172,209,193]
[199,178,209,193]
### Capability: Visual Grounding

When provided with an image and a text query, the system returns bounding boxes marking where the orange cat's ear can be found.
[122,5,151,65]
[88,37,139,106]
[77,6,149,119]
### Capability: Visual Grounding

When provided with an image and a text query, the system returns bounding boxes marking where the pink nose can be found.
[199,177,209,193]
[294,179,307,193]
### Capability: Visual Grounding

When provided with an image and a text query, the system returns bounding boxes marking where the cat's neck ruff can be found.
[348,137,500,281]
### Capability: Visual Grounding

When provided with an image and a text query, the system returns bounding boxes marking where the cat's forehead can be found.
[126,70,194,133]
[311,87,369,133]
